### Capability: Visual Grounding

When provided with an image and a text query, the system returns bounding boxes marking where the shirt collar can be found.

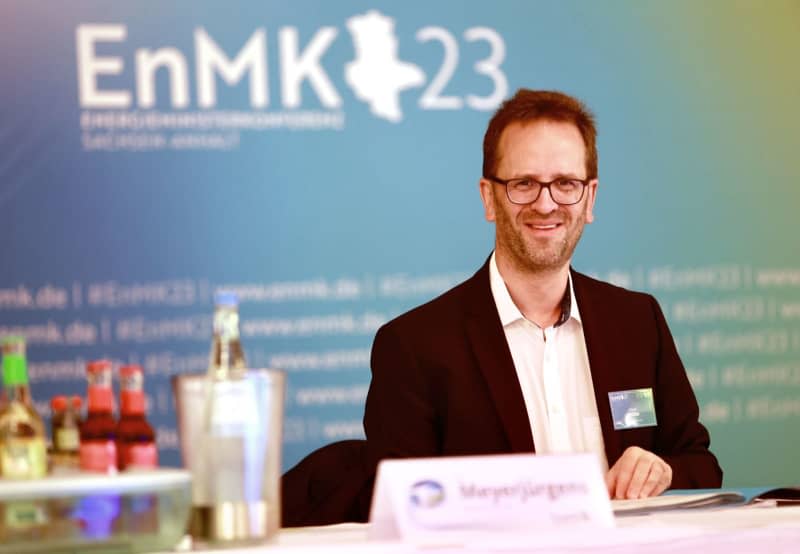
[489,251,581,328]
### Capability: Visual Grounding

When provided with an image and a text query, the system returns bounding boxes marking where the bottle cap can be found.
[87,359,112,375]
[214,290,239,307]
[71,395,83,409]
[1,336,28,386]
[51,395,68,412]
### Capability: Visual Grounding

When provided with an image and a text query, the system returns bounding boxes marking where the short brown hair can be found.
[482,89,598,179]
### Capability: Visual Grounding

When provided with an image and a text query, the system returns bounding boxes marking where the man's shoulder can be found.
[572,269,660,317]
[572,270,649,297]
[381,268,481,333]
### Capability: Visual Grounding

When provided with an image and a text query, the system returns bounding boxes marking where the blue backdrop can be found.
[1,0,799,486]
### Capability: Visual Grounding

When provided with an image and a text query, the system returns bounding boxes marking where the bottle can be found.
[49,395,81,473]
[117,365,158,470]
[0,336,47,479]
[193,291,258,538]
[79,360,117,474]
[115,365,159,534]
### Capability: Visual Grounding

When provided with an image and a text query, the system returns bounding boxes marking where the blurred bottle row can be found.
[0,336,157,479]
[0,292,257,549]
[0,290,251,482]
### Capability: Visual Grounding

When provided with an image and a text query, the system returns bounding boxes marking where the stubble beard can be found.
[495,202,586,274]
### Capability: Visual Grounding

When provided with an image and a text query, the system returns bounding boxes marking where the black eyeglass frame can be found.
[485,175,591,206]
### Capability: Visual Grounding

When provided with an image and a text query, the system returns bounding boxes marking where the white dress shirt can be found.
[489,252,608,472]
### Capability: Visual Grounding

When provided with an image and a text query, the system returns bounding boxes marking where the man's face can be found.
[479,120,597,273]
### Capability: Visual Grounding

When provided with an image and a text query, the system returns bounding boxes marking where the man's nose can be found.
[530,185,559,213]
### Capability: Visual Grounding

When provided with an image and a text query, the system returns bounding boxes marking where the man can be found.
[363,89,722,505]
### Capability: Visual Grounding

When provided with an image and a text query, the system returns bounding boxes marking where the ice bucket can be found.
[172,369,285,544]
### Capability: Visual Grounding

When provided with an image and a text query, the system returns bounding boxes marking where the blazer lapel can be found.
[464,259,535,453]
[571,270,622,463]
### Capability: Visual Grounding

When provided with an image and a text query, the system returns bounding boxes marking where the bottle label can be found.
[4,501,47,529]
[121,443,158,469]
[79,440,118,473]
[55,427,80,451]
[0,437,47,479]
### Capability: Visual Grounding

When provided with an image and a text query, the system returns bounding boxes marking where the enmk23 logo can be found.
[76,10,508,123]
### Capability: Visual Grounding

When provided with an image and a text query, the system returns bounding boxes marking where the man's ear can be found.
[584,179,598,223]
[479,178,496,222]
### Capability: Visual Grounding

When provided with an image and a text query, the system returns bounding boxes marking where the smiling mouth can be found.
[526,223,561,230]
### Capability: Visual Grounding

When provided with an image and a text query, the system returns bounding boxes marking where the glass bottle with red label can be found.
[116,365,157,470]
[79,360,117,474]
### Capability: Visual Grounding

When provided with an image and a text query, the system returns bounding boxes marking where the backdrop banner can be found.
[1,1,798,486]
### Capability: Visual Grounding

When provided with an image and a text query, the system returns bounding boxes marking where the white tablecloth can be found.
[166,505,800,553]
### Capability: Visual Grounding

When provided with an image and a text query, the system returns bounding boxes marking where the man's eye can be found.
[511,180,534,190]
[554,179,579,191]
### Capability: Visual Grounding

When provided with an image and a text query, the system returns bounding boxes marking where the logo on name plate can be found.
[409,480,445,509]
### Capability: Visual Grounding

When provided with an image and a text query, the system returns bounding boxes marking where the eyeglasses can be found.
[486,176,589,206]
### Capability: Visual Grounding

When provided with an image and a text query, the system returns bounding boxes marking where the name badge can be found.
[608,388,657,430]
[368,453,614,544]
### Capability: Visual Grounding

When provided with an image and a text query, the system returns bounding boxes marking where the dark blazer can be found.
[288,258,724,524]
[363,259,722,493]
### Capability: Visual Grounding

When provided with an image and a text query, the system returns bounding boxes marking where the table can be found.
[168,504,800,553]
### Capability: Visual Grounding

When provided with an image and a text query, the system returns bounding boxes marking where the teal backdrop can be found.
[1,0,798,487]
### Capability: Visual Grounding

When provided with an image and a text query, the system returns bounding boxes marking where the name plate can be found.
[368,453,614,543]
